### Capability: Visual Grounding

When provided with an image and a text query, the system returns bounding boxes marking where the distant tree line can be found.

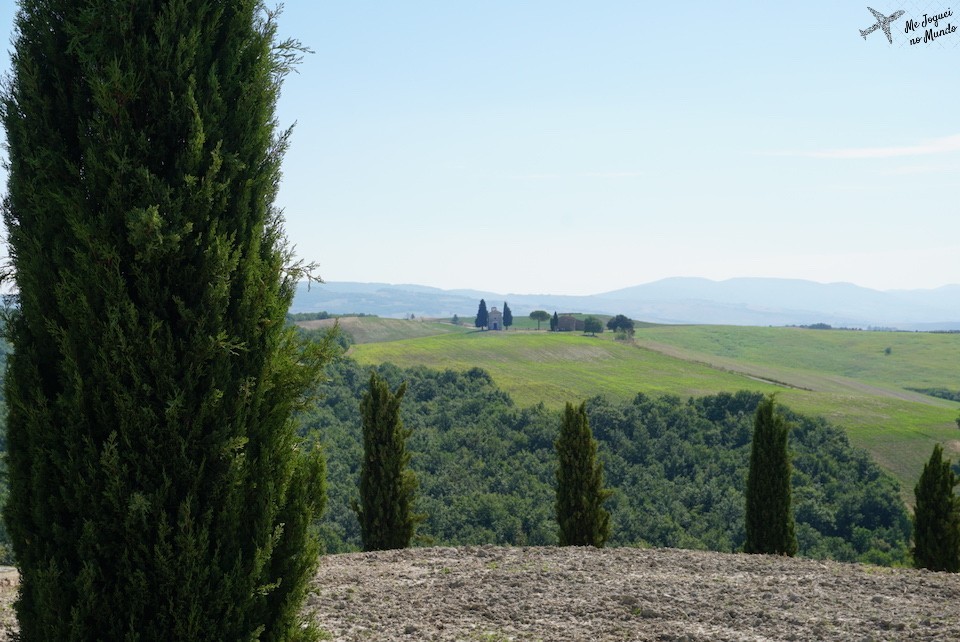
[906,387,960,403]
[788,324,862,331]
[287,311,378,322]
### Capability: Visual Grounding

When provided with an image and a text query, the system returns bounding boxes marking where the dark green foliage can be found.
[0,336,12,564]
[302,360,910,563]
[912,444,960,571]
[354,373,421,550]
[2,2,328,639]
[606,314,635,333]
[475,299,489,329]
[555,402,612,547]
[502,302,513,329]
[288,311,334,322]
[906,387,960,403]
[583,316,603,336]
[550,312,559,332]
[529,310,550,330]
[287,311,375,323]
[745,396,798,556]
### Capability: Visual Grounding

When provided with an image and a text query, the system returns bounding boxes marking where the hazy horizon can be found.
[310,274,960,297]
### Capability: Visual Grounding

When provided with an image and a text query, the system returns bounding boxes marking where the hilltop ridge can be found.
[292,278,960,329]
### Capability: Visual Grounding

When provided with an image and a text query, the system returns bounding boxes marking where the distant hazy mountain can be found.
[291,278,960,329]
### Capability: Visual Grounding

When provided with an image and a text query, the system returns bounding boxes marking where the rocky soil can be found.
[306,546,960,642]
[3,547,960,640]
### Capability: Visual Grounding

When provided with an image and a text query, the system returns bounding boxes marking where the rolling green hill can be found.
[348,323,960,496]
[297,316,471,344]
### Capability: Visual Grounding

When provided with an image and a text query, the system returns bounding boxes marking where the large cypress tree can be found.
[2,2,330,639]
[912,444,960,572]
[744,395,798,556]
[475,299,489,329]
[555,402,612,547]
[353,372,421,551]
[502,301,513,329]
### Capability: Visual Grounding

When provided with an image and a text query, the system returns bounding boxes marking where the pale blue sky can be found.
[2,2,959,294]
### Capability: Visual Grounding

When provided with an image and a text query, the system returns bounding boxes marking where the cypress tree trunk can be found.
[912,444,960,572]
[2,2,329,639]
[744,396,798,556]
[354,372,421,551]
[555,402,611,547]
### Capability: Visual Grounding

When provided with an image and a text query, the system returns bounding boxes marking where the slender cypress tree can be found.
[502,301,513,329]
[354,372,422,551]
[2,2,330,639]
[744,396,798,556]
[550,311,559,332]
[475,299,489,329]
[912,444,960,572]
[555,402,612,547]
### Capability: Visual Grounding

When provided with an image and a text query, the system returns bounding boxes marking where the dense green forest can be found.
[301,354,911,565]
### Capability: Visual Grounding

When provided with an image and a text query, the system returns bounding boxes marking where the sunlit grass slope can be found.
[638,325,960,392]
[296,316,471,344]
[353,329,782,407]
[349,323,960,495]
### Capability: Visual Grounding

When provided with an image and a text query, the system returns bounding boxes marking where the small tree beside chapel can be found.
[475,299,489,329]
[503,302,513,329]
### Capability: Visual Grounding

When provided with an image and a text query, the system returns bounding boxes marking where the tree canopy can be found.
[1,2,329,638]
[354,373,422,551]
[912,444,960,571]
[744,396,798,556]
[555,402,612,547]
[529,310,551,330]
[583,316,603,335]
[475,299,489,329]
[503,302,513,329]
[300,358,910,565]
[606,314,635,333]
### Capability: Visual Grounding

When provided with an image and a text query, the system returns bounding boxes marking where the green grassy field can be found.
[346,321,960,497]
[354,330,783,404]
[297,316,472,344]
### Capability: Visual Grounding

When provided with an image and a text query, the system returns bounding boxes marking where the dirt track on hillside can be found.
[2,547,959,640]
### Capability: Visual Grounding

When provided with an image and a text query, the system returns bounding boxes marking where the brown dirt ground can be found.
[306,546,960,641]
[3,547,959,641]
